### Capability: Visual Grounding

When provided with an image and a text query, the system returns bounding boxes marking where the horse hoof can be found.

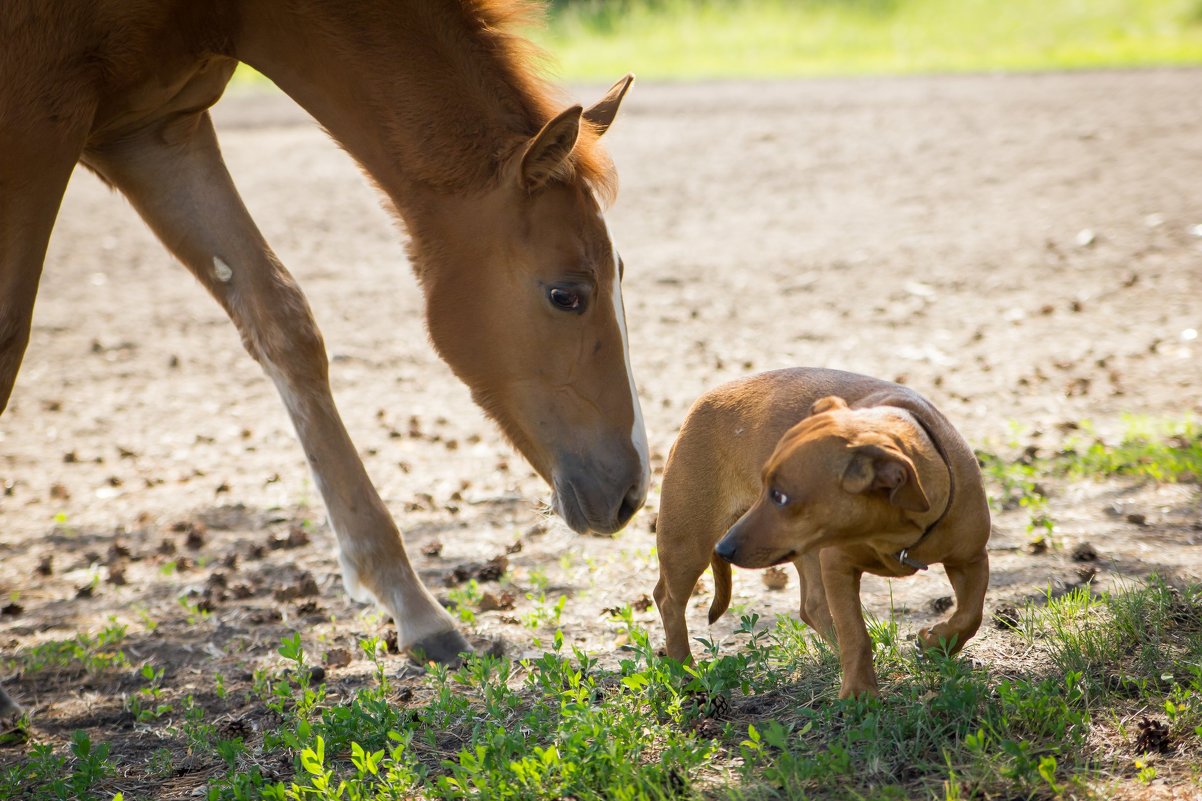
[407,628,473,666]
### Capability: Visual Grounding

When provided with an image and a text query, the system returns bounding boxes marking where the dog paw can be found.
[918,626,961,654]
[837,682,880,700]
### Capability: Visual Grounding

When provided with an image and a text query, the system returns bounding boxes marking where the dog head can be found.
[714,396,930,568]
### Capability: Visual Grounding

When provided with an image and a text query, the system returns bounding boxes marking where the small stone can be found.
[478,591,516,612]
[184,523,207,550]
[993,605,1020,630]
[286,526,310,548]
[761,566,789,590]
[325,648,353,668]
[476,555,508,582]
[296,572,320,597]
[421,540,443,558]
[383,629,400,654]
[1127,513,1147,526]
[929,596,954,614]
[1071,542,1098,562]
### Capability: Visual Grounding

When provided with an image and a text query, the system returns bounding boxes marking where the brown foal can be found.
[0,0,648,696]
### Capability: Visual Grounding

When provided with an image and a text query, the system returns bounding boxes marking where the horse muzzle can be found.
[552,450,648,535]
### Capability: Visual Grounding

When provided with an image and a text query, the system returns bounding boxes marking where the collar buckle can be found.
[896,548,928,571]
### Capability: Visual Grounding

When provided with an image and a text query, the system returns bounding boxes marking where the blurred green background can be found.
[536,0,1202,79]
[231,0,1202,85]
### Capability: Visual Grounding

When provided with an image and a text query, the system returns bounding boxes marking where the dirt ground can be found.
[2,69,1201,793]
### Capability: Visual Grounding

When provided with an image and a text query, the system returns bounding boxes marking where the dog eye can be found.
[548,287,583,312]
[770,488,789,507]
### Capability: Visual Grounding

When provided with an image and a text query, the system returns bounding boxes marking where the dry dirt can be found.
[1,69,1201,792]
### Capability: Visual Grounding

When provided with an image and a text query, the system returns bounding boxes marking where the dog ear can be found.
[841,445,930,513]
[810,396,849,416]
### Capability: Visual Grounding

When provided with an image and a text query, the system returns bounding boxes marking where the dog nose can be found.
[714,536,738,563]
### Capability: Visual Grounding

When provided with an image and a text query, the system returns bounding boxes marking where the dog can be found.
[653,368,990,698]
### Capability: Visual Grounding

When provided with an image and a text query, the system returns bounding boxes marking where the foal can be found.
[0,0,649,683]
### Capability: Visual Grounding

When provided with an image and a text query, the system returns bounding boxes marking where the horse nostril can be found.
[616,484,643,527]
[616,498,637,527]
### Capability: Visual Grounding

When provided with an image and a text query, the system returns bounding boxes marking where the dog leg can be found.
[820,551,878,698]
[919,553,989,654]
[792,554,836,644]
[653,548,713,663]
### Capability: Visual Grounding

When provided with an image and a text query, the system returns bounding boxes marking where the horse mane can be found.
[453,0,618,204]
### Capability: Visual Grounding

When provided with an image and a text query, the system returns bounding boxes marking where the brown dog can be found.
[653,368,990,698]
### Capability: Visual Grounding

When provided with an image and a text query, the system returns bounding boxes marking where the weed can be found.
[446,579,482,624]
[7,619,128,675]
[178,595,212,625]
[523,591,568,630]
[0,731,113,801]
[125,663,172,722]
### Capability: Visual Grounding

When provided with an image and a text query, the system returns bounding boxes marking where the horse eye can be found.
[548,287,582,312]
[770,488,789,507]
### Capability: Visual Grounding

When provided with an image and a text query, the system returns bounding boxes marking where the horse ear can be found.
[841,444,930,513]
[519,104,583,191]
[583,73,634,136]
[810,396,849,416]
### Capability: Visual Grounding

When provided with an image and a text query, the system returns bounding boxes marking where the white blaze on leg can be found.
[212,256,233,283]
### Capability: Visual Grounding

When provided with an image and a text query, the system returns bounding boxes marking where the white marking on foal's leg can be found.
[212,256,233,283]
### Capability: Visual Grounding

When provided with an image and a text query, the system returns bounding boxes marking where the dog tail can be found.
[707,555,732,625]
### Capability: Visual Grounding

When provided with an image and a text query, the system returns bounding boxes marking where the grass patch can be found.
[227,0,1202,89]
[1057,417,1202,483]
[536,0,1202,80]
[8,580,1202,799]
[977,416,1201,545]
[2,620,129,677]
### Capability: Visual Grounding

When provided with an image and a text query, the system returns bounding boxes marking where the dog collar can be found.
[895,547,929,571]
[890,407,954,573]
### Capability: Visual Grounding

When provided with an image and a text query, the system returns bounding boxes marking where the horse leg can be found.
[83,112,469,663]
[0,110,91,716]
[0,128,85,414]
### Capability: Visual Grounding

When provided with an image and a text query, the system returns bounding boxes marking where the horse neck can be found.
[235,1,545,220]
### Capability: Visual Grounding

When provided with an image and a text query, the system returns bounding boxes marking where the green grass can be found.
[227,0,1202,88]
[2,620,129,677]
[7,581,1202,800]
[4,419,1201,799]
[535,0,1202,79]
[978,416,1201,545]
